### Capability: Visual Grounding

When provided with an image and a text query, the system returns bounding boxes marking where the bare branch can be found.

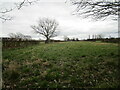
[0,15,13,23]
[0,8,14,14]
[0,0,40,22]
[70,0,119,20]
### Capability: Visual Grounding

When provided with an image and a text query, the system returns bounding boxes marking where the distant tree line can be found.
[64,36,79,41]
[8,32,32,41]
[88,34,105,39]
[2,33,40,48]
[86,34,119,43]
[63,34,119,43]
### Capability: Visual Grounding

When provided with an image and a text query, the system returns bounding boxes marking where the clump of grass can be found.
[3,61,20,88]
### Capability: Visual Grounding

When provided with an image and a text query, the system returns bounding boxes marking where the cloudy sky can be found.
[1,0,118,40]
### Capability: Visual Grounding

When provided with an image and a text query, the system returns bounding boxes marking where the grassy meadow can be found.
[2,41,119,88]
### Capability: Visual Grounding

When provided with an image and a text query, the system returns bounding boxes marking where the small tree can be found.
[76,38,79,41]
[97,34,104,39]
[64,36,69,41]
[72,38,75,41]
[9,33,18,38]
[31,18,59,43]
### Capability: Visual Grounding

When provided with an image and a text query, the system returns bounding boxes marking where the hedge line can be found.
[2,41,40,48]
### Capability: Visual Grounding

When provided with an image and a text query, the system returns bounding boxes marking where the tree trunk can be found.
[45,37,50,44]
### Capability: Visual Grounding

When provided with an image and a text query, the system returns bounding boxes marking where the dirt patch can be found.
[95,42,118,46]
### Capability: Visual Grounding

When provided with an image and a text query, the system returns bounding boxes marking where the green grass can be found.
[2,41,119,88]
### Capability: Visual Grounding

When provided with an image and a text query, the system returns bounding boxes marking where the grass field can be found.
[2,41,119,88]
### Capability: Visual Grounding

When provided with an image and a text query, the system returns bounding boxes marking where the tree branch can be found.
[0,0,40,22]
[70,0,119,20]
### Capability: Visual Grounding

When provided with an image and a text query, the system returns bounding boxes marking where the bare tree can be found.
[69,0,119,20]
[97,34,105,39]
[8,33,18,38]
[0,0,40,22]
[8,32,32,41]
[31,18,59,43]
[64,36,69,41]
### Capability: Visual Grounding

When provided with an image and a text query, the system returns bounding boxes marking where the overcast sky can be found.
[1,0,118,40]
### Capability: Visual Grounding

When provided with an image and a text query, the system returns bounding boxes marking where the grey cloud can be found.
[1,0,118,39]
